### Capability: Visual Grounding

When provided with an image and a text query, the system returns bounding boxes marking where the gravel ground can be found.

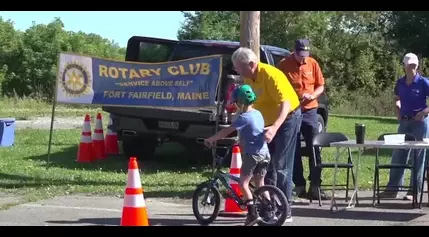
[15,117,90,130]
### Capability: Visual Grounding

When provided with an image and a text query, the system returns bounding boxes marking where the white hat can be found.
[403,53,419,65]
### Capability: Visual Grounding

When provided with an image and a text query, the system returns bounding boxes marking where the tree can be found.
[0,17,126,100]
[388,11,429,57]
[176,11,405,114]
[177,11,240,41]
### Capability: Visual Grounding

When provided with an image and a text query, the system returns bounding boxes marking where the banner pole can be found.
[47,97,57,169]
[47,53,61,170]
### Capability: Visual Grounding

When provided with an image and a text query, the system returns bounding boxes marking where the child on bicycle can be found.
[204,84,271,226]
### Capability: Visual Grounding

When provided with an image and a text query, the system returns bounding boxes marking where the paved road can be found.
[1,191,429,226]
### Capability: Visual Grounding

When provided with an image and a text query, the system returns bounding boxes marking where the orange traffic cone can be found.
[218,145,247,217]
[93,112,107,160]
[76,114,96,163]
[105,114,119,155]
[120,157,149,226]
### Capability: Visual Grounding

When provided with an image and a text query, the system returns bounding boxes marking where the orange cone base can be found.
[105,137,119,154]
[76,143,95,163]
[120,207,149,226]
[218,198,247,217]
[218,184,247,217]
[218,210,248,217]
[93,140,107,160]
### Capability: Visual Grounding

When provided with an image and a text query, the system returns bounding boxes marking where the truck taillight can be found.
[225,83,238,113]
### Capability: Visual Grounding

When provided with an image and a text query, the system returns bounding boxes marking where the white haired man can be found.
[231,47,302,223]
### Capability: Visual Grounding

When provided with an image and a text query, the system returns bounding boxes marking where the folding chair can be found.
[309,132,357,207]
[372,133,416,207]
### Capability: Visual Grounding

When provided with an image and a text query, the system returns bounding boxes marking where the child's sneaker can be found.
[244,214,262,226]
[271,215,279,222]
[261,210,277,222]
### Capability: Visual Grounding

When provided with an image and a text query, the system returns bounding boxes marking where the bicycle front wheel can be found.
[192,181,221,225]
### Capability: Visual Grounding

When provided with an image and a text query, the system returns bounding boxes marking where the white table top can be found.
[330,140,429,149]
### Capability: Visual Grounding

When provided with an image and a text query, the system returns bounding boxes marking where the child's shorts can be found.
[240,151,271,177]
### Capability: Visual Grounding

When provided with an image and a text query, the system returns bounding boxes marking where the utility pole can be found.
[240,11,260,61]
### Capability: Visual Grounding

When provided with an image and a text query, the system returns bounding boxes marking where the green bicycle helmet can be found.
[231,84,257,105]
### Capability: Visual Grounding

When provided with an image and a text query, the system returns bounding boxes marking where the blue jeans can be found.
[265,108,303,204]
[293,108,322,187]
[385,117,429,193]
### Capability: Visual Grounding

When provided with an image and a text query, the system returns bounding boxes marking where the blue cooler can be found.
[0,118,15,147]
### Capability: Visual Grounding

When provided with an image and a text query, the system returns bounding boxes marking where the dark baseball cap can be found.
[295,39,310,57]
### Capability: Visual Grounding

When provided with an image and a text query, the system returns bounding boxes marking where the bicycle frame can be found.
[203,168,258,209]
[195,138,256,209]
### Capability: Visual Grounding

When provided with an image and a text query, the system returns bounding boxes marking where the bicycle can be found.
[192,138,289,226]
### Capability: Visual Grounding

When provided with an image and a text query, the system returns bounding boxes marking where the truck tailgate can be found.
[102,105,217,123]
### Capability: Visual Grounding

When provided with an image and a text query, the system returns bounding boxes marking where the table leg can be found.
[413,149,417,208]
[330,146,340,213]
[346,147,361,208]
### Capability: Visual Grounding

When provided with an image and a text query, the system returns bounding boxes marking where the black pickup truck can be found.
[102,36,329,163]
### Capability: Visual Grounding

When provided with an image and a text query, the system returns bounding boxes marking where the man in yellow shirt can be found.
[231,47,302,223]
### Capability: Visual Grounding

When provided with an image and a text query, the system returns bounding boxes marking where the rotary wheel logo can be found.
[59,62,92,97]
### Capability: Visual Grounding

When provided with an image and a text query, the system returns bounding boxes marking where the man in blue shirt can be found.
[378,53,429,201]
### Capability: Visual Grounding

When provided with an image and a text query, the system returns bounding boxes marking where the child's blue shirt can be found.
[231,109,269,155]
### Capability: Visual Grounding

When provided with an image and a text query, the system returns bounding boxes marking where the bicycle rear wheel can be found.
[253,185,288,226]
[192,181,221,225]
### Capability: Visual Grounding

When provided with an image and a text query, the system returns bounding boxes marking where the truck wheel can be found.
[317,114,325,133]
[122,136,158,160]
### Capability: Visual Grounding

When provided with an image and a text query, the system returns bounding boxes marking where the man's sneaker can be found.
[294,186,307,198]
[403,190,414,201]
[308,186,332,200]
[377,191,399,199]
[244,214,262,226]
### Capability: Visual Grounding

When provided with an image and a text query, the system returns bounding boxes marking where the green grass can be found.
[0,113,412,208]
[0,129,213,204]
[0,96,107,119]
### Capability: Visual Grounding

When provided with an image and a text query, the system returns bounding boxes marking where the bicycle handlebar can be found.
[195,138,231,150]
[196,138,235,167]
